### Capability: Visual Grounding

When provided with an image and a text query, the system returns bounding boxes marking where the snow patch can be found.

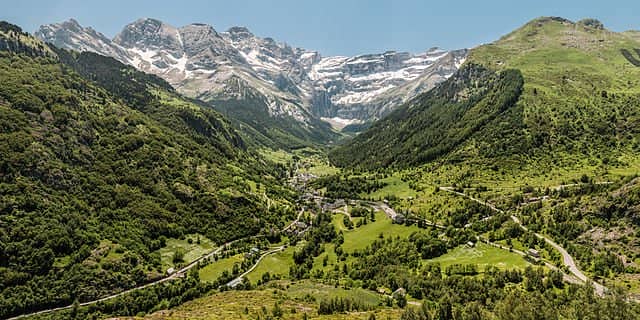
[321,116,363,130]
[300,52,317,60]
[334,85,395,105]
[129,48,160,67]
[321,117,362,125]
[346,57,384,65]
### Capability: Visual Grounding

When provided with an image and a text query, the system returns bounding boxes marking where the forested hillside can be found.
[205,86,340,150]
[331,64,525,168]
[331,17,640,170]
[0,22,294,318]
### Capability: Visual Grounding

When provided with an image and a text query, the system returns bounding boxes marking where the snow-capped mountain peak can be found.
[225,26,254,41]
[34,19,131,63]
[36,18,468,127]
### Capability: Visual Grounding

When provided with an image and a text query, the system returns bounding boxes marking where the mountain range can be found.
[35,18,467,147]
[331,17,640,169]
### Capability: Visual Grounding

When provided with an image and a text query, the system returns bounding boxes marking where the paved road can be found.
[480,237,584,285]
[225,246,285,288]
[439,187,505,213]
[10,161,314,319]
[283,208,305,232]
[456,182,613,191]
[510,210,606,295]
[374,202,446,229]
[528,227,606,295]
[6,236,251,320]
[7,233,270,320]
[374,202,399,220]
[300,187,605,296]
[16,181,609,319]
[440,186,607,296]
[10,196,313,320]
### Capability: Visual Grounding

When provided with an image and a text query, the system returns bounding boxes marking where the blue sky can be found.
[2,0,639,56]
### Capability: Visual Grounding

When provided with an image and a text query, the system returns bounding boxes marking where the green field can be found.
[312,243,339,273]
[245,209,426,283]
[362,174,417,200]
[299,156,340,177]
[199,254,244,282]
[156,234,216,271]
[427,242,531,270]
[245,245,297,283]
[334,211,421,252]
[259,148,293,165]
[285,280,384,306]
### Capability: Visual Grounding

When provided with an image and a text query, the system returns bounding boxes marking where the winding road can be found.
[9,172,613,319]
[439,186,607,296]
[6,237,247,320]
[283,208,305,232]
[9,161,316,320]
[8,226,292,319]
[225,246,285,288]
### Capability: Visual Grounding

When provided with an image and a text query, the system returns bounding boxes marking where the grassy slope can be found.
[246,246,297,283]
[199,254,244,283]
[464,17,640,162]
[336,211,421,252]
[332,17,640,181]
[330,65,525,169]
[362,173,417,200]
[427,242,530,271]
[285,281,383,306]
[127,284,402,320]
[157,234,216,271]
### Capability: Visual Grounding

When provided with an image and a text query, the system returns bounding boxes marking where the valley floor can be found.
[16,151,640,319]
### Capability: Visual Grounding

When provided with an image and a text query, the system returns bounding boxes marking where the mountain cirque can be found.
[36,18,467,128]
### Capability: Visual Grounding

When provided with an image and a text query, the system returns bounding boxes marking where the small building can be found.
[245,247,260,258]
[166,267,175,276]
[393,213,405,224]
[528,248,540,258]
[392,288,406,299]
[466,241,475,248]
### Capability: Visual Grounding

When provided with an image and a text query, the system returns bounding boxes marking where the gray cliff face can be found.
[113,18,183,57]
[307,48,468,120]
[34,19,131,62]
[36,18,468,128]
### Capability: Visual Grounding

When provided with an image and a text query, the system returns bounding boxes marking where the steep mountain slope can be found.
[0,22,293,318]
[37,18,337,148]
[309,48,468,121]
[331,64,524,168]
[36,19,467,139]
[331,17,640,169]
